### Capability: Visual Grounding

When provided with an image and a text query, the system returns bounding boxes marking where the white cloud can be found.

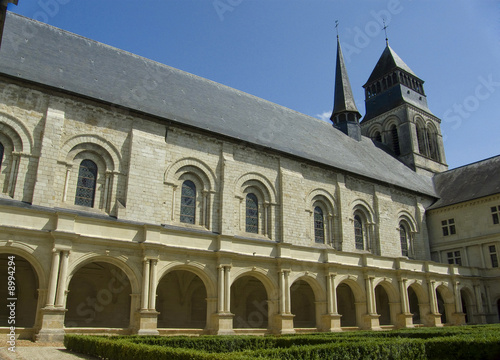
[315,111,331,123]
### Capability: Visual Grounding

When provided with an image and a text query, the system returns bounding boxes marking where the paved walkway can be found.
[0,345,97,360]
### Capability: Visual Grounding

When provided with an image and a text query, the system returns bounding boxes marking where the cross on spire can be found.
[382,19,389,45]
[335,20,339,39]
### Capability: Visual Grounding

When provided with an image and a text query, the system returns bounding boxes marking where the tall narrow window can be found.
[373,132,382,143]
[391,125,400,156]
[489,245,498,268]
[427,129,439,161]
[75,159,98,207]
[400,224,409,257]
[416,124,427,156]
[246,193,258,233]
[314,206,325,244]
[354,215,364,250]
[180,180,196,224]
[491,206,499,225]
[0,142,4,169]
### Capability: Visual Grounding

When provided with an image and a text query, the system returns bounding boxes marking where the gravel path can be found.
[0,341,98,360]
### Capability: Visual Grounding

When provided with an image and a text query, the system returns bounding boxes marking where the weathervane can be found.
[335,20,339,39]
[382,19,389,45]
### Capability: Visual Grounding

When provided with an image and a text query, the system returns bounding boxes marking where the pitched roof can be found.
[0,13,436,197]
[332,39,360,117]
[364,44,419,86]
[429,155,500,210]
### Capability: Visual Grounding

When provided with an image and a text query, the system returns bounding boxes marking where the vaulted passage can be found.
[375,285,391,325]
[156,270,207,329]
[408,286,421,324]
[291,280,316,328]
[231,276,268,329]
[336,283,357,327]
[0,254,38,327]
[460,289,474,324]
[436,291,447,324]
[65,262,131,328]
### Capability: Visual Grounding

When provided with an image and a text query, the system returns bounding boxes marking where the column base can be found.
[397,312,415,328]
[321,313,342,332]
[424,313,443,327]
[211,312,235,335]
[35,307,67,342]
[272,314,295,334]
[136,310,160,335]
[362,314,381,330]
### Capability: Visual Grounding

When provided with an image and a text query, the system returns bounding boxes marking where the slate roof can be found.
[364,44,420,86]
[0,13,436,197]
[429,155,500,210]
[332,38,360,117]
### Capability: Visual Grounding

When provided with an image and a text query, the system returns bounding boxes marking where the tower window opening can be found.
[391,125,400,156]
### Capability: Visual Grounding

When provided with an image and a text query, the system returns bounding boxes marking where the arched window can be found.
[373,131,382,143]
[400,223,409,257]
[354,215,364,250]
[391,125,400,156]
[75,159,98,207]
[246,193,258,233]
[180,180,196,224]
[416,123,427,156]
[427,129,440,162]
[0,142,4,169]
[314,206,325,244]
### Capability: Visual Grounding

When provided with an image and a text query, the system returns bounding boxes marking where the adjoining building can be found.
[0,11,498,341]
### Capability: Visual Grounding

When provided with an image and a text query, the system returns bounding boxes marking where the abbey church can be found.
[0,9,499,341]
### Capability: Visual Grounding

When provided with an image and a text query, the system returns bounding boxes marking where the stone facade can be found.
[0,14,498,342]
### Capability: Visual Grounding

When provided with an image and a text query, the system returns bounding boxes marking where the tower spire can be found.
[330,25,362,141]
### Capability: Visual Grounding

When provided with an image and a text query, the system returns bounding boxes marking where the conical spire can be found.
[330,37,361,141]
[331,38,361,119]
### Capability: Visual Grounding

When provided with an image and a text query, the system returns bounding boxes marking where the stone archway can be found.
[0,254,38,328]
[375,285,391,325]
[231,276,268,329]
[156,270,207,329]
[408,286,421,324]
[65,262,131,328]
[337,283,357,327]
[460,288,475,324]
[290,280,316,329]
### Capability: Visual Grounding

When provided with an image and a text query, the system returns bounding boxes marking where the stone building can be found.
[0,12,498,341]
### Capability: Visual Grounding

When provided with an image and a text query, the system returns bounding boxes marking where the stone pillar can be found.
[322,273,342,331]
[148,259,157,310]
[363,276,380,330]
[397,278,414,328]
[474,284,486,324]
[451,281,466,325]
[212,264,234,335]
[141,259,150,310]
[274,270,294,334]
[55,251,70,307]
[425,280,442,327]
[137,258,159,335]
[62,166,72,202]
[46,250,61,307]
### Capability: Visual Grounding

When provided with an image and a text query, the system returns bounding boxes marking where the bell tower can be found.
[360,43,447,175]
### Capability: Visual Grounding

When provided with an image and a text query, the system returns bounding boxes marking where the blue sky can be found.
[8,0,500,169]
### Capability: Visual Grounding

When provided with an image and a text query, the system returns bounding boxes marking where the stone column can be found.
[218,265,225,313]
[148,259,157,310]
[141,259,150,310]
[55,251,70,307]
[474,284,486,324]
[362,275,380,330]
[450,281,466,325]
[322,273,341,331]
[424,280,442,327]
[62,166,72,202]
[224,266,231,312]
[397,278,414,328]
[46,250,61,307]
[274,270,294,334]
